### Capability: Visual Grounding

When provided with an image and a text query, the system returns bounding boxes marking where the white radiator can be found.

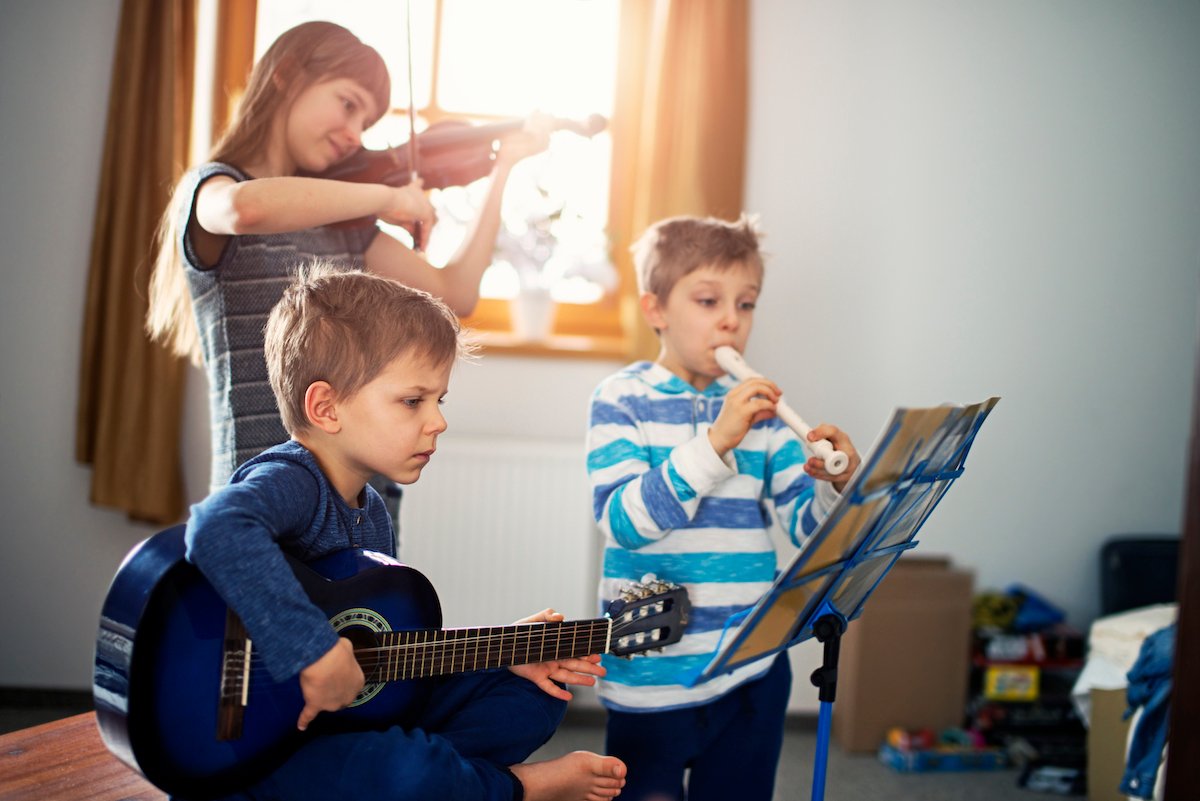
[397,437,601,628]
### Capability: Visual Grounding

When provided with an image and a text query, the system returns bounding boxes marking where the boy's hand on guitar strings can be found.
[297,637,365,731]
[509,608,607,701]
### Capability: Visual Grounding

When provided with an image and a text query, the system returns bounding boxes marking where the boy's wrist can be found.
[813,477,842,516]
[699,430,737,473]
[670,432,735,497]
[707,427,737,459]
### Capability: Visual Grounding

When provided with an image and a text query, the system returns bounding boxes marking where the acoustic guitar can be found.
[93,525,689,799]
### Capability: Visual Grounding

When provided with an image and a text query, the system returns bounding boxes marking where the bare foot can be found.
[510,750,626,801]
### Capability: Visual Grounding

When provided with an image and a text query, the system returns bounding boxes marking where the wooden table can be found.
[0,712,164,801]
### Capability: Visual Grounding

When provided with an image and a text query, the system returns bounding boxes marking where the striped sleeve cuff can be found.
[811,477,842,522]
[669,433,736,498]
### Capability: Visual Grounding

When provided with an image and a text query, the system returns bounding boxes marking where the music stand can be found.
[688,396,1000,801]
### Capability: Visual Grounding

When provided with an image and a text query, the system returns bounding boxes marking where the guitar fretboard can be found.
[355,619,612,681]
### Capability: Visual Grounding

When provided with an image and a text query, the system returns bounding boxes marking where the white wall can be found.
[745,0,1199,623]
[1,0,1197,713]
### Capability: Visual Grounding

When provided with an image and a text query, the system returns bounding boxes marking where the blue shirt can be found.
[185,441,394,682]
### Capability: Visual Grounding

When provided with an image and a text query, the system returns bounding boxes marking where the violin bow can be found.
[405,0,423,252]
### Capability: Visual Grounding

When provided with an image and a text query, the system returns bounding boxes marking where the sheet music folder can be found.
[690,396,999,686]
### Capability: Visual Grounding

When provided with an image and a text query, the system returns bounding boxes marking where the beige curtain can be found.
[609,0,750,360]
[75,0,196,524]
[211,0,258,141]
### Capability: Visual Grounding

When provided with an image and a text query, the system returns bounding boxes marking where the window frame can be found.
[227,0,637,359]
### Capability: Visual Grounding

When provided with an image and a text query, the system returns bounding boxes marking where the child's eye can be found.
[401,398,422,408]
[696,297,717,307]
[739,301,757,311]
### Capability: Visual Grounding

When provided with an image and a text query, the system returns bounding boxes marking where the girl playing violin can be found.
[147,20,550,490]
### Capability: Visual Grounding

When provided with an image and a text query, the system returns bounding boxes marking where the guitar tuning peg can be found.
[606,598,628,616]
[621,583,651,601]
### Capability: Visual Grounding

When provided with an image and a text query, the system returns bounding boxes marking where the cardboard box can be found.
[832,556,974,752]
[1088,687,1130,801]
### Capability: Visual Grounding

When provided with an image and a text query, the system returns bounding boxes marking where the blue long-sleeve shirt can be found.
[586,361,838,711]
[185,440,394,682]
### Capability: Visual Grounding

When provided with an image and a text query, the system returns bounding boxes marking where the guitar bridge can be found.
[217,609,250,741]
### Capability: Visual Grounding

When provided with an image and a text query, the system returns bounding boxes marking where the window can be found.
[254,0,625,356]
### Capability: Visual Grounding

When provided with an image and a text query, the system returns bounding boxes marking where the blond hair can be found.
[631,214,765,303]
[146,22,391,364]
[265,264,472,436]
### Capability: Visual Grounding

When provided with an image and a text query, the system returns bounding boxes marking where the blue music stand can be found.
[689,397,1000,801]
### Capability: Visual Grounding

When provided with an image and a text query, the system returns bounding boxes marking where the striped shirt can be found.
[586,361,838,711]
[180,162,379,490]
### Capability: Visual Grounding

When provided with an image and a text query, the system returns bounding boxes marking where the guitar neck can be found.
[359,618,613,682]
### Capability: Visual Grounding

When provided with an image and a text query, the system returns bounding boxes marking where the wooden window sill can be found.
[466,329,629,360]
[459,297,634,361]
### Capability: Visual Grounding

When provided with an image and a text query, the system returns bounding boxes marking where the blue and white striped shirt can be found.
[586,361,838,711]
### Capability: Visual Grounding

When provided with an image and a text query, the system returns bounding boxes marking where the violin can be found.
[316,113,608,190]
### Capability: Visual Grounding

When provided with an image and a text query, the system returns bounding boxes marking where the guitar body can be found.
[94,525,443,799]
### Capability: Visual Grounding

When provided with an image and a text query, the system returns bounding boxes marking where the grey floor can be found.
[533,713,1036,801]
[1,704,1037,801]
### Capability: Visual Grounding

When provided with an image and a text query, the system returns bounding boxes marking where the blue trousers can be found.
[178,669,565,801]
[605,653,792,801]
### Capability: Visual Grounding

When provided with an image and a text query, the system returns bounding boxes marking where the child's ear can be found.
[304,381,341,434]
[640,292,667,331]
[272,55,299,91]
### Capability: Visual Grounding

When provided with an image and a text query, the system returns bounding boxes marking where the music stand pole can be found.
[810,614,846,801]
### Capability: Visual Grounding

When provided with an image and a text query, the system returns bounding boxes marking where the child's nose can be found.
[344,116,367,147]
[427,406,448,434]
[718,303,740,329]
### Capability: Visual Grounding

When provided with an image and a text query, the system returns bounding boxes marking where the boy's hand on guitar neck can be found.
[297,637,364,731]
[508,608,607,702]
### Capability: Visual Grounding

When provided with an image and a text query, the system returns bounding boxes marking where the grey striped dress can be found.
[180,162,379,490]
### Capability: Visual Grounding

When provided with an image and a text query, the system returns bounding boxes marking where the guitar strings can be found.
[229,620,616,680]
[221,636,615,701]
[357,624,613,677]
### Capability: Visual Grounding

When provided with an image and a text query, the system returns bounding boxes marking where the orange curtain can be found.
[608,0,750,360]
[212,0,258,141]
[75,0,196,523]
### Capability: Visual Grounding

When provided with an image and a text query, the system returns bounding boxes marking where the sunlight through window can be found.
[256,0,618,308]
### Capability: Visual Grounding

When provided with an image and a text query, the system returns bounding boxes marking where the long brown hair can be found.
[146,21,391,364]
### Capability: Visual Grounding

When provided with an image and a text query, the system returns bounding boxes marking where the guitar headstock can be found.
[605,574,690,658]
